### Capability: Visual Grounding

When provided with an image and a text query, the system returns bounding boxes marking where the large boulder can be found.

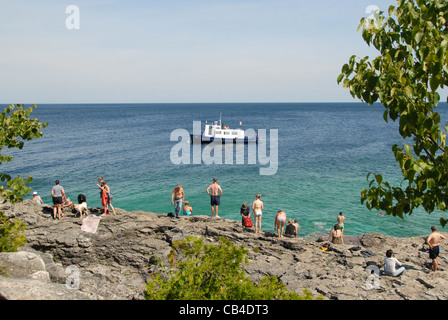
[0,251,47,279]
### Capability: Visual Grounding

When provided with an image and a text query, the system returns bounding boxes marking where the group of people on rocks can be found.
[383,226,446,276]
[33,176,446,275]
[240,197,299,239]
[171,178,447,275]
[31,177,115,220]
[171,178,294,238]
[171,178,338,240]
[171,178,224,219]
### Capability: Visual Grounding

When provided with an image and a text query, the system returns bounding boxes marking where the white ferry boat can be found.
[190,116,259,144]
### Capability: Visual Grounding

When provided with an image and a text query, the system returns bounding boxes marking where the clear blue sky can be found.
[0,0,430,104]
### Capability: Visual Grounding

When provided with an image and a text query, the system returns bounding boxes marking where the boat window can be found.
[216,131,221,134]
[232,131,237,135]
[209,127,213,135]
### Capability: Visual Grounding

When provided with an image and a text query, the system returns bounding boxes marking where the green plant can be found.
[145,236,319,300]
[338,0,448,226]
[0,211,26,252]
[0,104,47,204]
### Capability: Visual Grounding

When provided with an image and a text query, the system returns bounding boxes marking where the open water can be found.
[3,102,448,237]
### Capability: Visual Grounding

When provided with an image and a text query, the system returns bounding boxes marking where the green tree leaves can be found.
[0,211,26,252]
[145,236,317,300]
[0,104,47,203]
[339,1,448,226]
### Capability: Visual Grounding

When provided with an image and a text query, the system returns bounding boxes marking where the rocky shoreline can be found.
[1,200,447,300]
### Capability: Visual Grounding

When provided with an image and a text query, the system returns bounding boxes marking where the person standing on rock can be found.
[427,225,446,273]
[206,178,222,218]
[51,180,65,220]
[97,177,105,213]
[252,194,264,234]
[337,212,345,235]
[100,180,116,215]
[274,210,287,238]
[97,178,110,215]
[240,202,251,228]
[171,184,184,218]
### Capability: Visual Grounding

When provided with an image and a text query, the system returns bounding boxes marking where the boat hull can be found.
[190,134,258,144]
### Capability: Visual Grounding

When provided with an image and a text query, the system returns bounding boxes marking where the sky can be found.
[0,0,426,104]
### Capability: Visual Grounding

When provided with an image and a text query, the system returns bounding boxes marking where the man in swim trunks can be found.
[171,184,185,218]
[206,178,222,218]
[337,212,345,235]
[427,225,446,273]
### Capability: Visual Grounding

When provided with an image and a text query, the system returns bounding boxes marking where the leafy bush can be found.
[0,104,47,203]
[0,211,26,252]
[145,236,319,300]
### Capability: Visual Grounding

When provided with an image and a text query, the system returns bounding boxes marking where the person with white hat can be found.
[32,191,43,204]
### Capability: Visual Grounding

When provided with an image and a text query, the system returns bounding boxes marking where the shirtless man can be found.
[337,212,345,235]
[206,178,223,217]
[171,184,185,218]
[427,226,446,273]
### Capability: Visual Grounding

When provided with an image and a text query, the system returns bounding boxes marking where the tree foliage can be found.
[338,0,448,226]
[0,211,26,252]
[0,104,47,203]
[145,236,318,300]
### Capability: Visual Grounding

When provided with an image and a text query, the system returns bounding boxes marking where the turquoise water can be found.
[3,102,447,237]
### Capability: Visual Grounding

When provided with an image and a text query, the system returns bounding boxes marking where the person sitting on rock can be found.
[383,249,405,277]
[182,201,193,216]
[284,219,298,238]
[32,192,44,204]
[62,194,73,208]
[328,224,343,244]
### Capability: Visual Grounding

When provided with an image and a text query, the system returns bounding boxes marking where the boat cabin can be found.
[203,121,245,140]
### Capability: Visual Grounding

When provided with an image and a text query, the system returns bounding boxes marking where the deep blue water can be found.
[3,102,448,237]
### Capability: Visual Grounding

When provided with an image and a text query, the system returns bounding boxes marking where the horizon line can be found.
[1,101,380,105]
